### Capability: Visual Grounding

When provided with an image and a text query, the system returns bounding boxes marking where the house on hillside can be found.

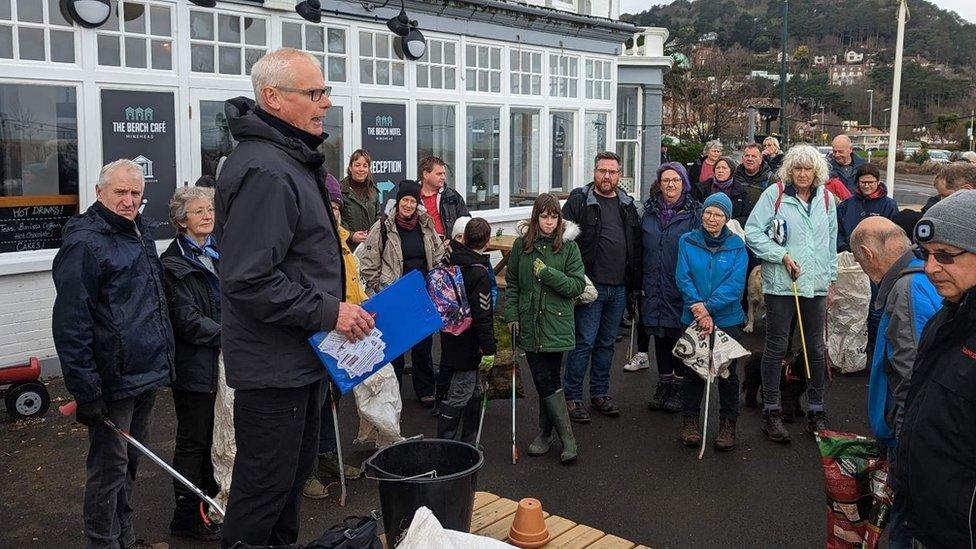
[829,64,866,86]
[845,50,864,63]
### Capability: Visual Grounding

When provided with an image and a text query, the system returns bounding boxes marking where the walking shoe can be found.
[302,475,331,499]
[318,451,362,480]
[126,540,169,549]
[170,516,222,541]
[546,391,578,463]
[806,410,829,435]
[680,416,702,447]
[590,396,620,417]
[647,375,674,410]
[419,395,436,408]
[713,417,737,452]
[663,378,683,413]
[566,400,591,423]
[527,399,554,456]
[761,409,791,443]
[623,352,649,372]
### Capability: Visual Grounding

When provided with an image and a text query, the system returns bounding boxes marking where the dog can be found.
[743,265,763,333]
[742,351,807,422]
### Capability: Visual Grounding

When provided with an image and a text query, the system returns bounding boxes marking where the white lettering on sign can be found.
[371,160,402,174]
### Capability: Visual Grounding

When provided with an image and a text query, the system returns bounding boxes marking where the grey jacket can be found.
[358,213,447,295]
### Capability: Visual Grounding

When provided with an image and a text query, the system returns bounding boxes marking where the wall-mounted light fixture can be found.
[61,0,112,28]
[188,0,217,7]
[296,0,322,23]
[386,0,426,60]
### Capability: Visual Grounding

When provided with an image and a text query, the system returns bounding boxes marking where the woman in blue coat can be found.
[675,193,748,451]
[836,164,898,253]
[641,162,702,412]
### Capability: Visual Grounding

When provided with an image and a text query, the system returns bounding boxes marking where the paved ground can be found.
[887,171,936,209]
[0,322,875,549]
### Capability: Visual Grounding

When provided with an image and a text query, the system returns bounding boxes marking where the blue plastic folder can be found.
[309,270,443,394]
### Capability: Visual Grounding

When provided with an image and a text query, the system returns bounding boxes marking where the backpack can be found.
[426,264,473,335]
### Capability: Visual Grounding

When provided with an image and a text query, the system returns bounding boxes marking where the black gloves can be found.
[76,398,108,427]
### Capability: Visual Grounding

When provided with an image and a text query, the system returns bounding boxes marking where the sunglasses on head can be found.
[918,247,967,265]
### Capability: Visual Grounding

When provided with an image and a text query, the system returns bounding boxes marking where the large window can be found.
[510,49,542,96]
[320,107,343,178]
[198,100,236,179]
[417,104,456,178]
[358,30,404,86]
[616,87,640,194]
[417,39,457,90]
[281,21,346,83]
[466,106,499,211]
[189,9,267,75]
[510,109,540,208]
[549,54,579,98]
[465,44,501,93]
[96,1,173,70]
[0,0,76,63]
[550,111,575,195]
[584,112,608,175]
[585,59,613,100]
[0,83,79,253]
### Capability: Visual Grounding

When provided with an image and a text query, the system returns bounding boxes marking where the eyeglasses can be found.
[187,207,214,217]
[858,179,879,186]
[275,86,332,102]
[595,169,620,176]
[919,247,967,265]
[660,178,683,187]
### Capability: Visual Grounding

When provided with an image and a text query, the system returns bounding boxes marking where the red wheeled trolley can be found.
[1,357,51,419]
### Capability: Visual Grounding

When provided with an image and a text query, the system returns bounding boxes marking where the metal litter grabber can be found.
[328,383,348,507]
[509,324,520,465]
[698,331,716,460]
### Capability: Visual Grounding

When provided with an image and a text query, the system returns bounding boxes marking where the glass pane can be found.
[190,11,212,40]
[417,104,456,183]
[444,67,455,89]
[48,0,70,26]
[391,62,404,86]
[198,100,237,179]
[149,5,170,36]
[477,70,487,92]
[416,64,428,88]
[191,43,213,72]
[616,86,638,140]
[430,40,441,64]
[531,75,540,95]
[466,106,500,210]
[327,28,345,53]
[570,80,577,97]
[489,71,500,93]
[585,112,608,173]
[151,40,172,70]
[509,50,518,70]
[465,44,475,67]
[444,43,454,65]
[123,2,145,33]
[17,26,43,60]
[586,60,594,79]
[359,59,373,84]
[319,106,344,178]
[124,36,146,68]
[305,25,323,52]
[0,25,11,58]
[217,14,239,43]
[616,141,637,194]
[282,22,301,49]
[375,60,389,85]
[431,66,442,88]
[359,31,372,57]
[532,53,541,73]
[50,29,74,63]
[244,48,263,75]
[490,47,500,69]
[551,112,575,194]
[327,56,345,82]
[374,33,388,58]
[0,0,10,20]
[0,82,81,249]
[218,45,240,74]
[244,17,265,46]
[465,69,475,91]
[477,46,487,67]
[521,74,530,94]
[585,81,593,100]
[510,76,519,94]
[570,58,578,76]
[16,0,41,23]
[97,34,120,65]
[510,109,540,207]
[102,2,118,30]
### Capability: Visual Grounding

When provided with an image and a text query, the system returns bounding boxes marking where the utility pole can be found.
[778,0,789,144]
[866,89,874,129]
[970,108,975,152]
[885,0,907,193]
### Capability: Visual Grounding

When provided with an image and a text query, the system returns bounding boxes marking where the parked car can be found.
[928,150,951,164]
[817,146,832,158]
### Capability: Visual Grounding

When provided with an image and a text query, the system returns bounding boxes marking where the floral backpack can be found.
[426,264,473,335]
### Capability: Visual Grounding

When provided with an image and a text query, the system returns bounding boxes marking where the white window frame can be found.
[0,0,78,65]
[463,41,502,95]
[509,46,543,97]
[187,6,269,76]
[356,28,406,88]
[548,53,579,99]
[94,0,176,72]
[584,58,613,101]
[279,17,348,84]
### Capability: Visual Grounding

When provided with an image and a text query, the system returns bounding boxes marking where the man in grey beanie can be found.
[894,189,976,548]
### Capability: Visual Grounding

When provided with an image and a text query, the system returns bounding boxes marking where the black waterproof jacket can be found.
[439,242,496,371]
[52,202,174,404]
[161,238,221,393]
[215,97,344,390]
[561,183,642,292]
[690,178,753,228]
[896,287,976,549]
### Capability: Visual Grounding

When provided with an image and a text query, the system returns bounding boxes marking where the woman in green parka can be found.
[504,193,586,463]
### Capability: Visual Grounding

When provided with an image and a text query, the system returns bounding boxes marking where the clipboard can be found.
[309,270,443,393]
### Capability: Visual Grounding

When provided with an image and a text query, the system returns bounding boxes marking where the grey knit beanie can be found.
[915,189,976,254]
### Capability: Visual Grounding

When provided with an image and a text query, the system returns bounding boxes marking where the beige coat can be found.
[359,213,446,295]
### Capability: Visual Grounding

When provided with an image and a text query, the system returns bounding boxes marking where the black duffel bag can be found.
[230,512,383,549]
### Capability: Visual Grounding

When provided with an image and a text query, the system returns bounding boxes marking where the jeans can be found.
[391,335,434,400]
[761,294,827,411]
[563,284,627,402]
[680,325,743,418]
[526,352,564,399]
[83,390,157,549]
[171,390,218,527]
[221,380,321,548]
[653,335,684,378]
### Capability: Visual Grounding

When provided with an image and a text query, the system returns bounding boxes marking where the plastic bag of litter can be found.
[672,324,751,379]
[396,507,511,549]
[353,364,404,449]
[827,252,871,374]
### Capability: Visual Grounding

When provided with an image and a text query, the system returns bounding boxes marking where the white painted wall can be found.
[0,272,57,368]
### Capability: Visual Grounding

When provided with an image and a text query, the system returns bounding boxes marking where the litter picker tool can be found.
[328,383,347,507]
[510,324,520,465]
[698,330,715,461]
[59,400,225,520]
[474,375,489,448]
[791,280,813,380]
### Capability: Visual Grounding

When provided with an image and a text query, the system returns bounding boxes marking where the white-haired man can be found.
[828,134,865,194]
[53,159,175,549]
[215,48,374,547]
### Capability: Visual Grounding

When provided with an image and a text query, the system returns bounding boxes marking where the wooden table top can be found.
[486,235,517,253]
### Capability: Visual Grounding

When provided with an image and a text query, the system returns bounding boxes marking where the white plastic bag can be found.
[827,252,871,373]
[211,354,236,513]
[672,324,751,379]
[353,364,405,448]
[395,507,511,549]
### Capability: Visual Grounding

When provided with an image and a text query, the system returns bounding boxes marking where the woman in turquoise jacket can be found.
[675,193,748,452]
[744,144,838,444]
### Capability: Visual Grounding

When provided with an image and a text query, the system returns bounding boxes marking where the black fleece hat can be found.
[396,179,422,204]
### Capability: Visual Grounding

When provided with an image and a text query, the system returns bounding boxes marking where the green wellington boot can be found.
[543,391,578,463]
[527,398,555,456]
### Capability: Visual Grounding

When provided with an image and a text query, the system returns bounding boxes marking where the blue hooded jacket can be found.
[675,229,748,328]
[836,183,899,252]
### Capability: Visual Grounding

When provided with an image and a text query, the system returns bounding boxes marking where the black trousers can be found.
[171,389,218,526]
[525,351,563,398]
[391,335,435,400]
[221,380,322,548]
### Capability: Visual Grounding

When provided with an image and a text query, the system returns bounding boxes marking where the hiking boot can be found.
[623,352,649,372]
[126,540,169,549]
[714,417,737,452]
[546,391,578,463]
[590,396,620,417]
[318,451,362,480]
[527,399,555,456]
[806,410,829,435]
[663,378,683,413]
[566,400,590,424]
[680,416,702,447]
[647,375,674,411]
[170,519,222,542]
[302,475,331,499]
[762,409,791,443]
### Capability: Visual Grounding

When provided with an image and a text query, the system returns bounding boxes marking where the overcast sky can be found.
[618,0,976,24]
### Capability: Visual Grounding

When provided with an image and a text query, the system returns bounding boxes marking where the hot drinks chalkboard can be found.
[0,195,78,253]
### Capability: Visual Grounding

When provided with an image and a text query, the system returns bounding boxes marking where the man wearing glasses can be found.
[215,48,374,548]
[895,190,976,549]
[561,151,642,421]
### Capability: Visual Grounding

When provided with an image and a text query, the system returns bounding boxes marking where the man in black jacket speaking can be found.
[215,48,373,548]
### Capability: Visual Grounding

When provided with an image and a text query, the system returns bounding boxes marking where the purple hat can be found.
[655,162,692,194]
[325,172,341,205]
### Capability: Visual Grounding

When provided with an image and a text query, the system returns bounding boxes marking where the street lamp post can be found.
[866,89,874,129]
[778,0,788,143]
[885,0,908,194]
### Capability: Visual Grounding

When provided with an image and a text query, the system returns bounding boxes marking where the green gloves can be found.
[533,258,547,277]
[479,355,495,373]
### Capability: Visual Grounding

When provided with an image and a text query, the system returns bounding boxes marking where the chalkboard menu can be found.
[0,195,78,253]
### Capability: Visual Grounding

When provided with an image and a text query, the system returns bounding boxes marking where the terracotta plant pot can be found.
[508,498,550,548]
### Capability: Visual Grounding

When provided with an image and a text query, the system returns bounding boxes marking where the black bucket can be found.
[363,438,484,544]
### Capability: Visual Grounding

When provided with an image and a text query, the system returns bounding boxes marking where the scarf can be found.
[710,177,735,196]
[180,233,220,261]
[656,193,686,227]
[702,226,731,249]
[857,184,886,201]
[395,212,419,231]
[254,106,325,151]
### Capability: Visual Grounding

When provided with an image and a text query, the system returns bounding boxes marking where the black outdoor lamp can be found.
[188,0,217,6]
[61,0,112,28]
[385,0,426,60]
[296,0,322,23]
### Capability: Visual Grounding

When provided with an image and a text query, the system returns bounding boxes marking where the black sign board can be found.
[0,197,78,253]
[360,102,407,205]
[100,89,177,239]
